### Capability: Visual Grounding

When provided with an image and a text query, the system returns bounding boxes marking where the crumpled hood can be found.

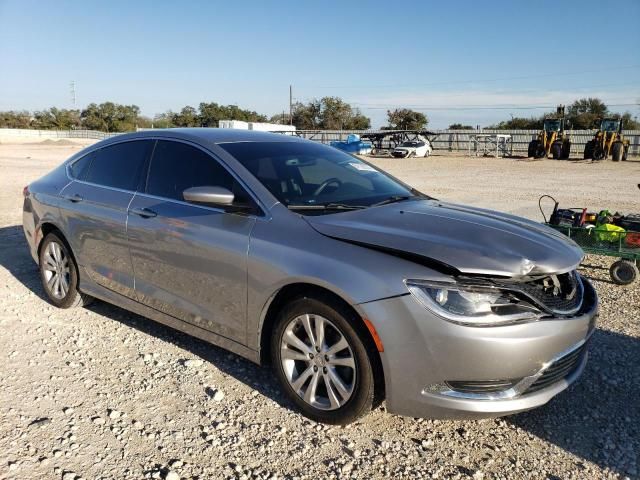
[305,199,584,277]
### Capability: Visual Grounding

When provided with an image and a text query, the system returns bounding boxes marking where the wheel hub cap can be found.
[42,241,70,300]
[280,314,356,410]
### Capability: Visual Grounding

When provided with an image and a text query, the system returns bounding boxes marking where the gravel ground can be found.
[0,143,638,479]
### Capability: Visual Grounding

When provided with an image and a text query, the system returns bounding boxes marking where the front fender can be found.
[245,207,451,351]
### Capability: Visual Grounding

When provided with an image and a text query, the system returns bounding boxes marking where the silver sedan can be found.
[22,129,597,424]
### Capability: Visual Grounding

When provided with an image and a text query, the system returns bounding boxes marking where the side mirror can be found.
[183,186,234,206]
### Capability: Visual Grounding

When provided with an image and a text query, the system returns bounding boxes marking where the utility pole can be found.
[289,85,293,126]
[70,81,76,108]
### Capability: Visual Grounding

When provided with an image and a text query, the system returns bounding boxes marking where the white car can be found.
[391,139,433,158]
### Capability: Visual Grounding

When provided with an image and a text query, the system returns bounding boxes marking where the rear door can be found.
[126,139,257,344]
[59,140,153,299]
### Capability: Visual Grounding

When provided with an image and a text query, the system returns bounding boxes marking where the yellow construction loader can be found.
[528,105,571,159]
[584,118,630,161]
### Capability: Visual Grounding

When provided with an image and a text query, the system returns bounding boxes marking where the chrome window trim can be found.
[423,335,591,401]
[64,136,270,220]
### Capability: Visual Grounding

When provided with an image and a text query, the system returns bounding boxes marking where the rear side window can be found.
[146,140,236,202]
[83,140,153,191]
[69,154,92,180]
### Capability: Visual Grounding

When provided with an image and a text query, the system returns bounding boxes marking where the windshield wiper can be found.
[371,195,414,207]
[287,203,366,211]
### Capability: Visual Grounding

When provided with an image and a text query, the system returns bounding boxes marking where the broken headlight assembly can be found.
[405,279,545,326]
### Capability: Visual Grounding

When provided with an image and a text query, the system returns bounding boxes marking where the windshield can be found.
[601,119,619,132]
[543,119,561,132]
[400,141,422,147]
[220,141,414,209]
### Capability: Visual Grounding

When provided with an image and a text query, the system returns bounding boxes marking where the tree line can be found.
[488,98,640,130]
[0,96,635,132]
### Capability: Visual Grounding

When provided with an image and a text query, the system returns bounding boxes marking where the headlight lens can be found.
[405,279,543,326]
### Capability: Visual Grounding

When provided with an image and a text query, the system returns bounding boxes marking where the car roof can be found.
[96,128,304,148]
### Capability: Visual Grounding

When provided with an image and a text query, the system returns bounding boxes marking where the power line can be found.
[300,65,640,90]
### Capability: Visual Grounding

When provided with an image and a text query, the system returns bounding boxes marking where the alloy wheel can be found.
[280,314,356,410]
[42,241,70,299]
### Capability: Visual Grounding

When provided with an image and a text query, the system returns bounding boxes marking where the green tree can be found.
[291,97,371,130]
[566,97,608,129]
[80,102,141,132]
[152,112,174,128]
[171,106,199,127]
[291,100,322,129]
[448,123,474,130]
[198,102,267,127]
[0,110,32,128]
[386,108,428,130]
[32,108,81,129]
[269,113,292,125]
[489,117,543,129]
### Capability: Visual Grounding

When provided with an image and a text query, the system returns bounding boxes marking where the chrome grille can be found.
[524,343,587,394]
[518,270,583,315]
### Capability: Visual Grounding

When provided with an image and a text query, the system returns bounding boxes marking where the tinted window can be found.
[84,140,152,190]
[146,140,249,204]
[69,154,92,180]
[220,141,412,207]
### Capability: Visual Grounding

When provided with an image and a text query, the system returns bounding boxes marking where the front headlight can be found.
[405,279,544,326]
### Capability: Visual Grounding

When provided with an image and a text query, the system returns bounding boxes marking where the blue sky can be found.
[0,0,638,128]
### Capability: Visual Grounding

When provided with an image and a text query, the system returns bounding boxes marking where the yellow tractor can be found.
[584,118,630,161]
[528,105,571,159]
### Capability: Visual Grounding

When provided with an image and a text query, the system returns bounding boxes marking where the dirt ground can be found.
[0,141,638,479]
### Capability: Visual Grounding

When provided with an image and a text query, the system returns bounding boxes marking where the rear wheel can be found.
[583,140,594,159]
[622,145,629,161]
[610,260,638,285]
[551,142,562,160]
[561,141,571,160]
[39,232,93,308]
[271,295,377,424]
[612,142,623,162]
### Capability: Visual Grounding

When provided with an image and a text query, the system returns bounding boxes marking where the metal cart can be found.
[546,224,640,285]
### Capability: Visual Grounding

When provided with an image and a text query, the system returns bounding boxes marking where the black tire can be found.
[609,260,638,285]
[271,295,378,425]
[39,232,93,308]
[551,142,562,160]
[561,141,571,160]
[593,145,605,161]
[622,145,629,161]
[583,140,594,159]
[612,142,623,162]
[527,140,538,158]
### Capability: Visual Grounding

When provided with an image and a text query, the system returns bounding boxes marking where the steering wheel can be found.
[313,177,342,196]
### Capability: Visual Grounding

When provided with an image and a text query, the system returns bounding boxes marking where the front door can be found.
[126,140,257,344]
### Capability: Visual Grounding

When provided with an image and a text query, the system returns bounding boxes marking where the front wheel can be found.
[39,232,93,308]
[551,142,562,160]
[271,296,377,424]
[584,140,594,159]
[612,142,623,162]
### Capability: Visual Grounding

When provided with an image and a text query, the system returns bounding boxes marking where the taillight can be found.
[23,185,29,197]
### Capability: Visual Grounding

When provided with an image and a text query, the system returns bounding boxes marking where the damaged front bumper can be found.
[358,277,598,419]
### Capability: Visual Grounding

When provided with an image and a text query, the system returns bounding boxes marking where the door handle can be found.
[63,194,83,203]
[130,207,157,218]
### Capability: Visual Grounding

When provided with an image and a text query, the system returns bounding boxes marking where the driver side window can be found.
[146,140,251,206]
